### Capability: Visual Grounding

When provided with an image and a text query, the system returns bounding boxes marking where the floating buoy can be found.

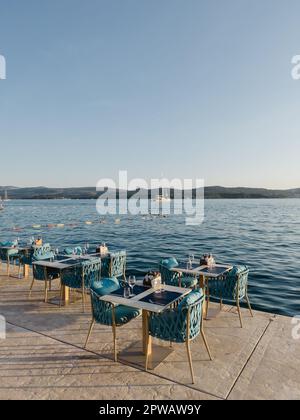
[115,218,121,224]
[47,224,55,228]
[32,224,41,229]
[57,224,64,228]
[85,221,92,225]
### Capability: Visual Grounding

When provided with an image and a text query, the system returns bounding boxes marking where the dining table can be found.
[0,245,32,277]
[171,263,233,318]
[100,282,191,368]
[32,257,95,304]
[32,249,126,305]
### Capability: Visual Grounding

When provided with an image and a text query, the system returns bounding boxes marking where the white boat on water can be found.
[153,194,171,202]
[4,190,11,202]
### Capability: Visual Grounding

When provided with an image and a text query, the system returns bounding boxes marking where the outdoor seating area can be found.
[0,240,299,400]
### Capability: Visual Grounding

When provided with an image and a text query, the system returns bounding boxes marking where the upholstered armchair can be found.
[159,257,198,288]
[84,277,141,361]
[29,262,60,303]
[0,241,20,276]
[206,265,253,328]
[59,258,101,312]
[145,290,212,383]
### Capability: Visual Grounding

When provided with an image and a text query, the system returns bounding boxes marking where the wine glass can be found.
[128,275,136,296]
[189,253,194,266]
[187,253,192,269]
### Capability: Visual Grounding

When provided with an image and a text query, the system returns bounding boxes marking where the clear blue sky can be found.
[0,0,300,189]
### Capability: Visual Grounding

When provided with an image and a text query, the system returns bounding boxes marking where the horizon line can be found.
[1,185,300,191]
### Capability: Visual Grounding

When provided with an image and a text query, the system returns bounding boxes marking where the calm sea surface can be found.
[0,199,299,317]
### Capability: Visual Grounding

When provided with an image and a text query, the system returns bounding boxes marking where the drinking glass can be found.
[187,254,192,270]
[123,286,130,299]
[128,275,136,296]
[151,276,162,293]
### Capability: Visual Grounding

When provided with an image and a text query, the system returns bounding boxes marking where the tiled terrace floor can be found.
[0,265,299,400]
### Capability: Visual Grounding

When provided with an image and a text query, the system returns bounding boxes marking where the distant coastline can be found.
[1,186,300,200]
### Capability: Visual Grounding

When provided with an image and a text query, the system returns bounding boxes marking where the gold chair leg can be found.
[206,289,210,320]
[82,285,86,313]
[6,258,10,276]
[185,339,195,384]
[84,318,95,348]
[145,332,151,371]
[29,277,35,297]
[245,293,253,317]
[112,306,117,362]
[44,280,48,303]
[237,299,243,328]
[59,284,63,307]
[200,327,213,360]
[112,324,117,362]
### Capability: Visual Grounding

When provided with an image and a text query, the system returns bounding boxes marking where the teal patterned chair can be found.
[206,265,253,328]
[63,246,83,256]
[59,258,101,312]
[30,262,60,303]
[84,277,141,361]
[101,251,126,280]
[159,257,198,288]
[0,240,20,276]
[29,244,60,302]
[145,290,212,383]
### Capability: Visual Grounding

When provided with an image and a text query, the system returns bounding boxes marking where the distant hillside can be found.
[0,186,300,199]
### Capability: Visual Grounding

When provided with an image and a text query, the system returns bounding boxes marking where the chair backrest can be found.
[90,278,120,326]
[20,247,34,265]
[101,251,126,278]
[159,257,179,286]
[61,258,101,289]
[33,263,53,281]
[208,265,249,300]
[32,244,54,261]
[0,246,18,260]
[149,290,204,343]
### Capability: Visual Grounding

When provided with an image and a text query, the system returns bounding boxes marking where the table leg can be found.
[142,310,152,356]
[62,286,70,304]
[23,264,29,278]
[199,274,208,319]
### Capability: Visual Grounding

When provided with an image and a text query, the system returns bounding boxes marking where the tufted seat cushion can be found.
[160,257,179,269]
[180,276,198,288]
[91,277,120,296]
[111,305,141,325]
[63,246,83,256]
